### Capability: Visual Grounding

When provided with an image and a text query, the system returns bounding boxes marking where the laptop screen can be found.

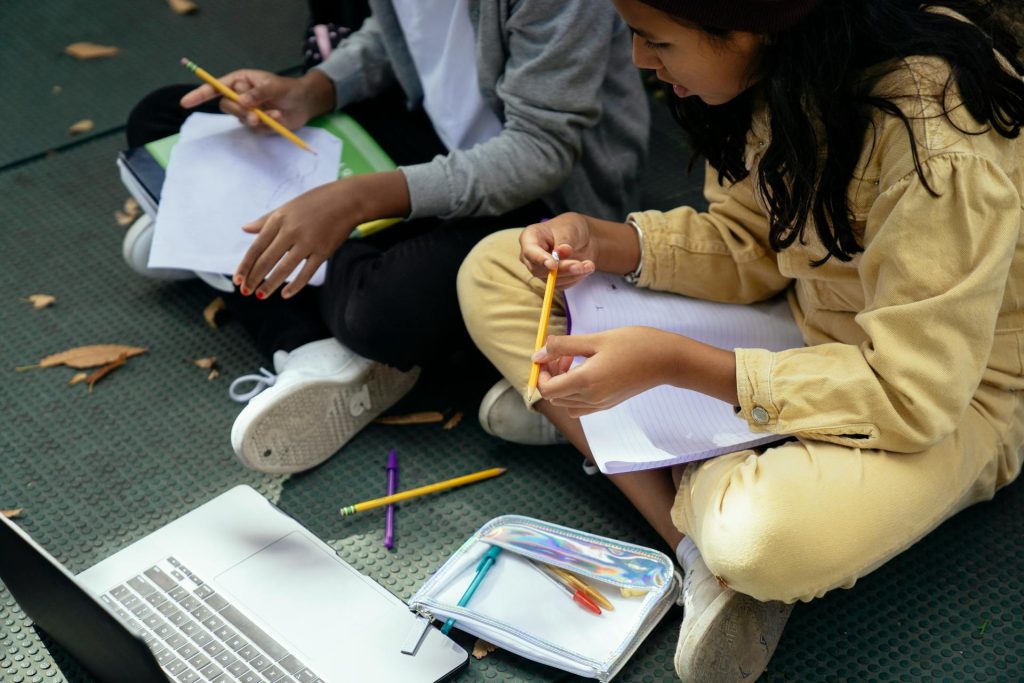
[0,515,168,682]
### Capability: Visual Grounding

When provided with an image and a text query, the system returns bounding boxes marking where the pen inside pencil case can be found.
[480,523,669,593]
[427,543,650,661]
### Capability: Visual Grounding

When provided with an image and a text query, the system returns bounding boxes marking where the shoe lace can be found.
[228,367,277,403]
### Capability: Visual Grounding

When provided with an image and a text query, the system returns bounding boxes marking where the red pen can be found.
[528,559,602,615]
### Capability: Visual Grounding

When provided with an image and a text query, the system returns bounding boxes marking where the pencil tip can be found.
[180,57,188,65]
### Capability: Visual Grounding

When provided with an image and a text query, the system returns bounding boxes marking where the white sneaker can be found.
[121,214,195,280]
[478,379,565,446]
[229,338,420,474]
[674,539,792,681]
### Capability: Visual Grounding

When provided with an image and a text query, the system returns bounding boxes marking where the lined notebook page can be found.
[563,274,805,473]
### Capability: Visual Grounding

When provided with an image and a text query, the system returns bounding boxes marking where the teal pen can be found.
[440,545,502,635]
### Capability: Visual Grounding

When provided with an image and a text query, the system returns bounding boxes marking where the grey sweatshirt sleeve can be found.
[401,0,621,220]
[313,15,397,110]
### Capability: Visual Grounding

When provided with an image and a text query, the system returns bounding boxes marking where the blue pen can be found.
[440,545,502,635]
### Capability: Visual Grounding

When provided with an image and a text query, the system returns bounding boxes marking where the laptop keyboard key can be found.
[237,644,258,662]
[178,643,199,660]
[181,595,202,612]
[190,629,213,647]
[199,663,223,680]
[294,670,316,683]
[278,656,305,676]
[169,586,190,602]
[205,593,229,611]
[110,584,131,600]
[227,660,251,677]
[145,566,178,592]
[128,576,157,596]
[213,625,235,642]
[177,670,199,683]
[219,606,290,662]
[181,620,200,637]
[192,605,214,622]
[202,640,224,657]
[203,615,225,631]
[194,584,215,600]
[164,657,186,675]
[190,653,212,671]
[147,592,168,607]
[214,650,237,668]
[239,673,262,683]
[155,623,175,639]
[249,654,270,672]
[225,634,247,651]
[261,664,284,681]
[167,633,188,651]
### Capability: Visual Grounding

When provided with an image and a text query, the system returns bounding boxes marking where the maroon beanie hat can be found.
[637,0,821,33]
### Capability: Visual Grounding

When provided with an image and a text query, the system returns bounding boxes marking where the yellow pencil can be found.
[527,251,559,401]
[340,467,507,516]
[550,566,615,611]
[181,58,314,154]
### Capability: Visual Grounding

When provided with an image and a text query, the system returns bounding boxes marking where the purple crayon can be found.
[384,450,399,550]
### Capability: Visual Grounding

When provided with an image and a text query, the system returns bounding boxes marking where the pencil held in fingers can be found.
[527,251,559,401]
[180,58,314,154]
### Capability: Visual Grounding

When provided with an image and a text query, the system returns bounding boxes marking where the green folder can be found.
[142,112,398,238]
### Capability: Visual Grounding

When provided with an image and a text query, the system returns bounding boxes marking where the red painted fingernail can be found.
[240,287,250,296]
[255,290,265,300]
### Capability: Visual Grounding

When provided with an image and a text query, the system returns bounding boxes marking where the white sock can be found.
[675,536,702,573]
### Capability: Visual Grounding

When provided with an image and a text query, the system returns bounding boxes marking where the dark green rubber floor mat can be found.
[0,0,307,168]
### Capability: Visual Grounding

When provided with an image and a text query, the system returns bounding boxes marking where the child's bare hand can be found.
[534,328,677,417]
[234,180,359,299]
[180,69,334,132]
[519,212,598,288]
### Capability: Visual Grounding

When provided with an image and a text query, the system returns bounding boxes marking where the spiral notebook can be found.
[563,273,805,474]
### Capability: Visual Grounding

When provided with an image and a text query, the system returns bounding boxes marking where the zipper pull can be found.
[401,607,434,655]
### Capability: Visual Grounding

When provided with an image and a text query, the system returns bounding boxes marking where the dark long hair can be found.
[668,0,1024,264]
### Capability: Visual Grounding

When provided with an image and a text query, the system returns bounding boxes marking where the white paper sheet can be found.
[563,274,806,474]
[148,113,343,286]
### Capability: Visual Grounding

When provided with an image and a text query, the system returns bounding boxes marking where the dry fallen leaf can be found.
[442,411,464,431]
[375,411,446,426]
[207,369,219,381]
[204,297,226,330]
[17,344,147,371]
[86,354,127,392]
[23,294,56,309]
[115,197,141,226]
[68,372,88,386]
[168,0,199,14]
[193,356,217,369]
[64,42,120,59]
[68,119,94,135]
[472,639,497,660]
[2,509,23,519]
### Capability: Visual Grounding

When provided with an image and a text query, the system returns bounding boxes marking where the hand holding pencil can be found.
[178,62,336,148]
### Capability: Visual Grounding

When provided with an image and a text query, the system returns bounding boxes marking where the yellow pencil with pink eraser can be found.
[180,58,314,154]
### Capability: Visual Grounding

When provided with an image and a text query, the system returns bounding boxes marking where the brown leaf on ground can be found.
[23,294,56,309]
[2,509,23,519]
[86,354,127,392]
[207,369,219,381]
[471,639,497,660]
[68,372,88,386]
[375,411,445,425]
[204,297,226,330]
[168,0,199,14]
[68,119,94,135]
[193,356,217,369]
[442,411,464,430]
[64,42,120,59]
[115,197,141,226]
[17,344,147,371]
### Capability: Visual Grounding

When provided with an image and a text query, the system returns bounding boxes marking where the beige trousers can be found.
[458,229,1023,603]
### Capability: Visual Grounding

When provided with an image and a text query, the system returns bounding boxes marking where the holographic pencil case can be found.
[407,515,680,681]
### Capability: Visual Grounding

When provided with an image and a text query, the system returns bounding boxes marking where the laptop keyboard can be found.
[101,556,323,683]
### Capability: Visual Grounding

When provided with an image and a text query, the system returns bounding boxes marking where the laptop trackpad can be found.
[215,531,463,682]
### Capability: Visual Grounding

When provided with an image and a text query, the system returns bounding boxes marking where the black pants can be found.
[126,85,547,370]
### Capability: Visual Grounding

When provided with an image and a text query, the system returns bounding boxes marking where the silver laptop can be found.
[0,485,468,682]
